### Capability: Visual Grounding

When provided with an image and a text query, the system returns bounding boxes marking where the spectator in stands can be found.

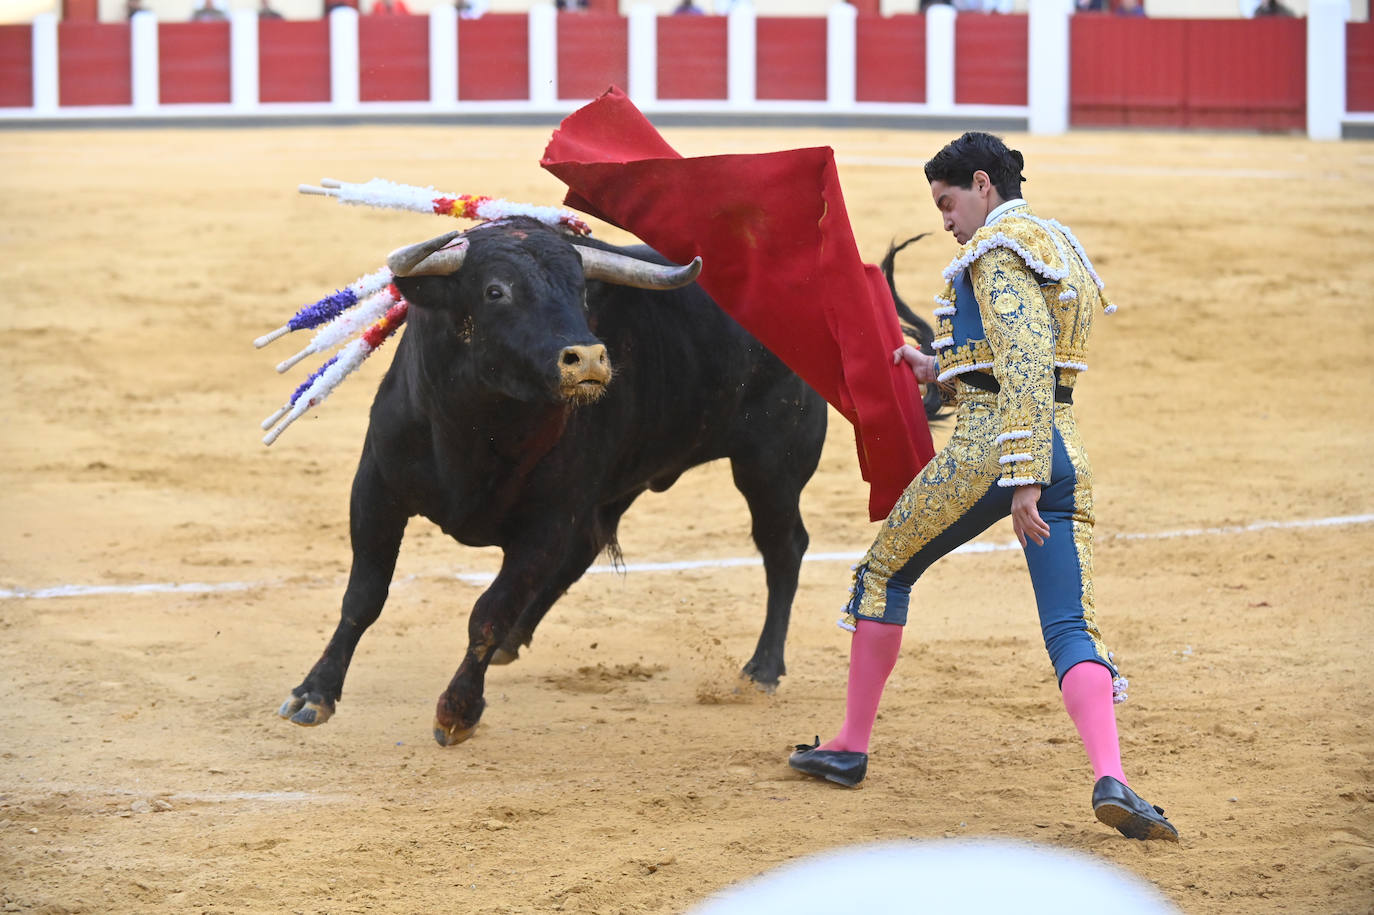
[455,0,487,17]
[672,0,705,14]
[370,0,411,12]
[191,0,227,20]
[126,0,146,17]
[1253,0,1295,14]
[1074,0,1107,10]
[1115,0,1146,14]
[259,0,284,17]
[555,0,589,11]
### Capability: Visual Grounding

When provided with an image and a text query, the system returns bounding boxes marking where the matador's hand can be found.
[893,344,937,384]
[1011,484,1049,547]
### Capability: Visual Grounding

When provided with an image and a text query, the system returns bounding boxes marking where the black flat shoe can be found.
[788,737,868,788]
[1092,776,1179,841]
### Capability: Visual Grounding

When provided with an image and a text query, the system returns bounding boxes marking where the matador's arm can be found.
[971,246,1056,488]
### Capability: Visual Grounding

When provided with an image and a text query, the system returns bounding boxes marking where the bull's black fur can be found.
[279,218,829,744]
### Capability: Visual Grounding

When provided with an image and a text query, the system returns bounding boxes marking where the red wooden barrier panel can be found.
[258,19,330,103]
[1071,16,1187,126]
[657,15,727,101]
[58,21,130,106]
[756,16,826,101]
[458,14,528,100]
[1349,21,1374,113]
[159,22,231,105]
[557,14,627,102]
[1187,18,1303,130]
[1072,17,1304,129]
[954,13,1026,106]
[856,13,923,103]
[0,24,33,107]
[359,15,429,102]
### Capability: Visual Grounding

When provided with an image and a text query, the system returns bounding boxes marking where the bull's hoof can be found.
[433,696,486,746]
[433,720,479,747]
[740,658,783,693]
[277,692,335,727]
[744,674,779,695]
[489,646,519,666]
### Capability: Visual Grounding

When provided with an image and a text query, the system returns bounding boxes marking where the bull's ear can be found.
[391,275,457,311]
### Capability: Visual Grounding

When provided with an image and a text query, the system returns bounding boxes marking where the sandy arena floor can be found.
[0,122,1371,914]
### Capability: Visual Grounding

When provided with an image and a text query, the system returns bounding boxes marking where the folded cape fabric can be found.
[540,87,933,521]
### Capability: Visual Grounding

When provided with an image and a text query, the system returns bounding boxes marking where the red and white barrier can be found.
[0,0,1367,139]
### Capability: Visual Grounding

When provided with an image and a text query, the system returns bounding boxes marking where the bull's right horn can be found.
[387,231,469,277]
[573,245,702,290]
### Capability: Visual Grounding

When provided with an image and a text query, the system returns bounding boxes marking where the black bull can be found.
[278,217,936,746]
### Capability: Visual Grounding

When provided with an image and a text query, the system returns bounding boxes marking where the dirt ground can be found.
[1,121,1371,914]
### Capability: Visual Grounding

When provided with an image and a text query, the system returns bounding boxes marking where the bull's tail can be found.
[881,234,947,420]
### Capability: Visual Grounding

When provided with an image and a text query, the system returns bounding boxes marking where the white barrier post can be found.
[924,2,955,113]
[727,1,755,106]
[329,5,359,111]
[1307,0,1347,141]
[627,4,657,109]
[529,3,557,105]
[1027,0,1070,135]
[429,3,458,107]
[230,8,259,111]
[826,0,856,109]
[31,13,58,113]
[130,10,159,112]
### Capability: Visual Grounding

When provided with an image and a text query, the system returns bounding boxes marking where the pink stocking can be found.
[820,620,903,754]
[1061,661,1127,784]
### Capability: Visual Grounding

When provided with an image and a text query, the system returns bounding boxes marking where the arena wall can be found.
[2,0,1369,28]
[1,0,1367,138]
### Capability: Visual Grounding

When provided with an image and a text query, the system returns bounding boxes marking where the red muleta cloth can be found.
[540,87,933,521]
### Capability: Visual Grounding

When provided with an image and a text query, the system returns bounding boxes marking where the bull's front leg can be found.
[278,450,409,727]
[432,542,553,746]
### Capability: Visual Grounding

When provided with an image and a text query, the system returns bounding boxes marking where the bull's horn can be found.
[387,231,469,277]
[573,245,702,290]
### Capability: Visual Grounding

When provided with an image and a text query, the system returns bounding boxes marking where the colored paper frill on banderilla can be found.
[540,87,933,521]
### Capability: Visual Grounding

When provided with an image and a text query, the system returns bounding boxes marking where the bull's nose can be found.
[559,344,610,380]
[558,343,612,401]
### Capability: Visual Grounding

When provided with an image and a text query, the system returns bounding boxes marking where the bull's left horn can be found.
[573,245,702,290]
[387,231,469,277]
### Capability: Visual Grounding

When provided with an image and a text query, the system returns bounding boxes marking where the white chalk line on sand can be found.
[2,513,1370,600]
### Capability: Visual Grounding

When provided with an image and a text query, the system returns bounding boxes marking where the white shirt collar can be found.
[985,198,1028,226]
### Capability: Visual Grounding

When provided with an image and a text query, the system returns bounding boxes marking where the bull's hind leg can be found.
[730,443,819,690]
[278,448,409,727]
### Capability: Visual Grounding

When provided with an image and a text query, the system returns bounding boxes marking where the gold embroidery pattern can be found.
[931,211,1104,486]
[839,398,1115,675]
[840,385,1002,628]
[974,246,1056,485]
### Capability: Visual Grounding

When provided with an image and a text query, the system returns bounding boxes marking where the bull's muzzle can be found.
[559,343,612,403]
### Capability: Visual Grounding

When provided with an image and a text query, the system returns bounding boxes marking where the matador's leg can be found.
[840,389,1008,632]
[1020,409,1115,685]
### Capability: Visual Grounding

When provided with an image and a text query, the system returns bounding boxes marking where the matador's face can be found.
[929,171,999,246]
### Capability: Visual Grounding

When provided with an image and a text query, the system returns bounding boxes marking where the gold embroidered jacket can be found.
[931,205,1113,488]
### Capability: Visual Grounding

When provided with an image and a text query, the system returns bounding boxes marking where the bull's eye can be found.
[485,283,509,302]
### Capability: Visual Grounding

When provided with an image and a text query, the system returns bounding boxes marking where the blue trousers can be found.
[839,385,1115,685]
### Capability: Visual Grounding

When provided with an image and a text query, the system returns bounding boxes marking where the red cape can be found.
[540,88,933,521]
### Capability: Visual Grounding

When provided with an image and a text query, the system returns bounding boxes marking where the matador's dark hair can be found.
[923,131,1026,200]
